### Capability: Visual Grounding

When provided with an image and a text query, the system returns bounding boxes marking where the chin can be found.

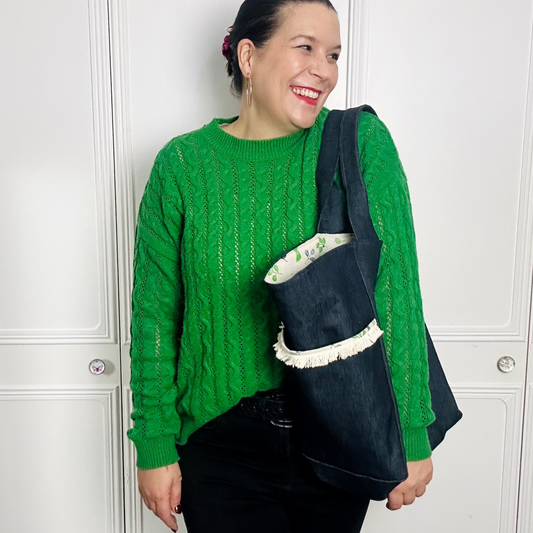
[290,108,320,127]
[293,114,319,130]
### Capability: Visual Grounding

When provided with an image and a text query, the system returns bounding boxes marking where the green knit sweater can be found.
[128,105,436,469]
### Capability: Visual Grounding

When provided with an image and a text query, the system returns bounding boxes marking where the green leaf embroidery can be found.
[317,237,326,253]
[295,249,302,262]
[267,264,281,282]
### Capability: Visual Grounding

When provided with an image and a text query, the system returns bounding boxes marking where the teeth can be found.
[291,87,319,99]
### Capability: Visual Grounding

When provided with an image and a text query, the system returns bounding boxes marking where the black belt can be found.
[235,388,293,422]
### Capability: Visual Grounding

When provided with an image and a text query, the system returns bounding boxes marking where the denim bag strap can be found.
[315,106,379,240]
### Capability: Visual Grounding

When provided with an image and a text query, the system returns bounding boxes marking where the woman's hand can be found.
[386,457,433,510]
[137,462,183,531]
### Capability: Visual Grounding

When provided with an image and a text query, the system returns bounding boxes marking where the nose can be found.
[308,53,332,80]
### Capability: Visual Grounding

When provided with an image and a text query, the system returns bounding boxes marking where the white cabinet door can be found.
[354,1,533,532]
[0,1,123,532]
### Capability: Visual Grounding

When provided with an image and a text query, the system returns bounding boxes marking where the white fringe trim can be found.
[273,319,384,369]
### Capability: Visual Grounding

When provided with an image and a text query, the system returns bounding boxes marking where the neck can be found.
[224,100,301,140]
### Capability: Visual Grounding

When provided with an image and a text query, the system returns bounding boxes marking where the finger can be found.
[403,489,416,505]
[154,499,179,531]
[386,500,402,511]
[140,493,154,513]
[170,478,182,515]
[386,491,403,511]
[415,484,427,497]
[143,499,152,513]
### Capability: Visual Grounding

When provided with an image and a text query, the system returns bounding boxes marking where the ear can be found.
[237,38,255,77]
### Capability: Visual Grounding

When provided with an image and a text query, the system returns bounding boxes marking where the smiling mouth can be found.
[290,86,321,100]
[291,87,321,107]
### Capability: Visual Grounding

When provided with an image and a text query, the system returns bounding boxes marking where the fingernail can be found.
[175,504,182,514]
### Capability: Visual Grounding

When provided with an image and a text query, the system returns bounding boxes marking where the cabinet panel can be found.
[362,0,533,338]
[0,0,116,343]
[0,390,123,533]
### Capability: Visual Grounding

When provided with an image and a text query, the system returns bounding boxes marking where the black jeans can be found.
[176,389,370,533]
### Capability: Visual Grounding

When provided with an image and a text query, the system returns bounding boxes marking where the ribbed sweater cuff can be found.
[134,435,179,470]
[402,427,432,461]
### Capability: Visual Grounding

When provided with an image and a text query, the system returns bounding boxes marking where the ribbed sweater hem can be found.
[402,427,432,461]
[133,435,179,469]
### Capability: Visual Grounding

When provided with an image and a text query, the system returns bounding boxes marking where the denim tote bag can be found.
[263,106,463,501]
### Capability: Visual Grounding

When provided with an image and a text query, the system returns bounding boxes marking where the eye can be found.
[298,45,339,62]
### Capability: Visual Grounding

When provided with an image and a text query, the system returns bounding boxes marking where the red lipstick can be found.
[290,86,321,107]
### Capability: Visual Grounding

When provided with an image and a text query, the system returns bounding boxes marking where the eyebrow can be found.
[290,34,342,50]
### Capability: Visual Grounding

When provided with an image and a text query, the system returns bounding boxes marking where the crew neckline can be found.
[202,115,309,161]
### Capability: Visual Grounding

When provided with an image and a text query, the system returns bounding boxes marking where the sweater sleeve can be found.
[127,144,185,469]
[357,111,437,462]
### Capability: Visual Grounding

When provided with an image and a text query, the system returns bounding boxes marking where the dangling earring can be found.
[246,75,253,108]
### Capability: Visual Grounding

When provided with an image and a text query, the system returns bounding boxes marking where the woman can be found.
[128,0,435,531]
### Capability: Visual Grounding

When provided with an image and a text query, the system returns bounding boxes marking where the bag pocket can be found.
[266,240,377,352]
[282,326,408,500]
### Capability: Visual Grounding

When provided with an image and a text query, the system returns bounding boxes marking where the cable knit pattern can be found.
[128,106,436,469]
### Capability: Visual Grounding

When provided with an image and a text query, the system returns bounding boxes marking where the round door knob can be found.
[497,356,515,373]
[89,359,106,375]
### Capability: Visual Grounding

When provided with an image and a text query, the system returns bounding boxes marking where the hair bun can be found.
[222,35,232,61]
